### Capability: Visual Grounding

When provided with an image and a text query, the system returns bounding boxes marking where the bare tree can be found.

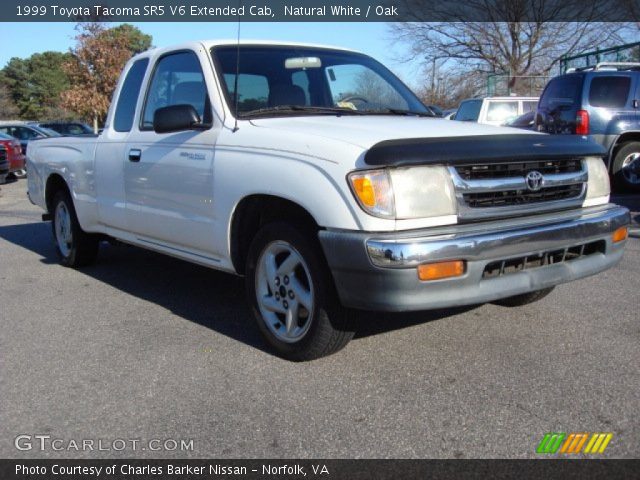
[391,0,635,101]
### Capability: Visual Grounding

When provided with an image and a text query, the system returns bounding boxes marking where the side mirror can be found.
[153,104,203,134]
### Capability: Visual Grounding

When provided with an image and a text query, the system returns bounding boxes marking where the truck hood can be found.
[249,115,533,150]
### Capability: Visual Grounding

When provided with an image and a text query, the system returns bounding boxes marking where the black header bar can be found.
[1,0,639,22]
[2,459,640,480]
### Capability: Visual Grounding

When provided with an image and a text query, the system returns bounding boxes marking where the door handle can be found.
[129,149,142,162]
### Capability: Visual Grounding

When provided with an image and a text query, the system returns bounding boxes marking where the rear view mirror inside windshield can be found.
[284,57,321,69]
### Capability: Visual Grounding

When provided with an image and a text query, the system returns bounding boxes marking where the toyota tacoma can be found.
[26,41,630,360]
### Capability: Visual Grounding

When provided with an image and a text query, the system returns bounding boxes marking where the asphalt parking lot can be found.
[1,179,639,459]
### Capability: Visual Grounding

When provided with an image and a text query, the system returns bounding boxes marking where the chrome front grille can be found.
[455,159,583,180]
[450,159,587,220]
[463,183,584,208]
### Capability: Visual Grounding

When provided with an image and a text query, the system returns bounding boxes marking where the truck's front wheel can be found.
[246,222,354,361]
[51,190,99,267]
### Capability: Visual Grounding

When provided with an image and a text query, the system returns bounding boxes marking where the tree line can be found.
[0,23,152,130]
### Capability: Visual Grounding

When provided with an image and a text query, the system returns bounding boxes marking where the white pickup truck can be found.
[27,40,630,360]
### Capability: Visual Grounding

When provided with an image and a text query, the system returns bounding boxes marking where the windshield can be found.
[211,45,430,117]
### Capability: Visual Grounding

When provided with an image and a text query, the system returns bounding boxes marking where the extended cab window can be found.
[588,76,631,108]
[141,51,210,129]
[114,58,149,132]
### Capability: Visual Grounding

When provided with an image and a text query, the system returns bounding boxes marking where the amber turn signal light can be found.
[417,260,466,281]
[612,226,628,243]
[351,176,376,207]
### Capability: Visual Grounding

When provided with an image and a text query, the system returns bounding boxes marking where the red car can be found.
[0,131,26,178]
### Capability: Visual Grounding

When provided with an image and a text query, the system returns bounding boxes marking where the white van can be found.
[453,96,538,126]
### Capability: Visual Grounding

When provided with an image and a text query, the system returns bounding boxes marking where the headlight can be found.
[348,166,457,219]
[389,166,456,219]
[584,157,610,206]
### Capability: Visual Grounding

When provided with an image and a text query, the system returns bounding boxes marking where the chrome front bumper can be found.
[319,205,630,311]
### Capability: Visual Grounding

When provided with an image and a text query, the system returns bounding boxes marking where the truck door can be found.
[124,49,219,255]
[95,57,149,231]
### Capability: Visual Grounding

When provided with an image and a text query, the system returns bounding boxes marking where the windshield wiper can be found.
[364,108,435,117]
[241,105,365,117]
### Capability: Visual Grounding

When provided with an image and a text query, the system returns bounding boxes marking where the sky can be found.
[0,22,425,88]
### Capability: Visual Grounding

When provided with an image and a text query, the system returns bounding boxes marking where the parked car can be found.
[32,121,95,136]
[453,96,538,126]
[0,123,61,155]
[0,132,26,178]
[536,63,640,192]
[503,111,536,130]
[26,40,629,360]
[0,145,8,184]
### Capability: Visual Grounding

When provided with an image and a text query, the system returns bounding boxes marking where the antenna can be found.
[232,0,242,132]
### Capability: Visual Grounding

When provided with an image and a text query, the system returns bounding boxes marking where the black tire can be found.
[492,287,555,307]
[51,190,99,267]
[245,222,354,361]
[612,141,640,193]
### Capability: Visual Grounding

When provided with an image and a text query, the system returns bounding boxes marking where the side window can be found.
[523,101,538,113]
[455,100,482,121]
[223,73,269,113]
[15,127,39,140]
[142,52,209,130]
[588,76,631,108]
[67,125,84,135]
[114,58,149,132]
[486,101,519,123]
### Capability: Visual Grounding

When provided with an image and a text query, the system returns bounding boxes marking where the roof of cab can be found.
[132,39,360,61]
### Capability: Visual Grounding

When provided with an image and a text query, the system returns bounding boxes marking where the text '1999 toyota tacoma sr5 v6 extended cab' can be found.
[27,41,630,360]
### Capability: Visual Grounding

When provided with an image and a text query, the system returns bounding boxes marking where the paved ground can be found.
[0,179,638,459]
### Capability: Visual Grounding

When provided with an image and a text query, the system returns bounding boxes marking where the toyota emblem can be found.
[525,170,544,192]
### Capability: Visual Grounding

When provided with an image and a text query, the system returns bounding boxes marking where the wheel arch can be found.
[608,131,640,170]
[229,194,322,275]
[45,173,71,214]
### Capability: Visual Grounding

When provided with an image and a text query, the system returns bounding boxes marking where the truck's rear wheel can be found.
[492,287,555,307]
[612,141,640,193]
[51,190,99,267]
[246,222,354,361]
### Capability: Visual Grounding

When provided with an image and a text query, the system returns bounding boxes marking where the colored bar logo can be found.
[537,433,613,454]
